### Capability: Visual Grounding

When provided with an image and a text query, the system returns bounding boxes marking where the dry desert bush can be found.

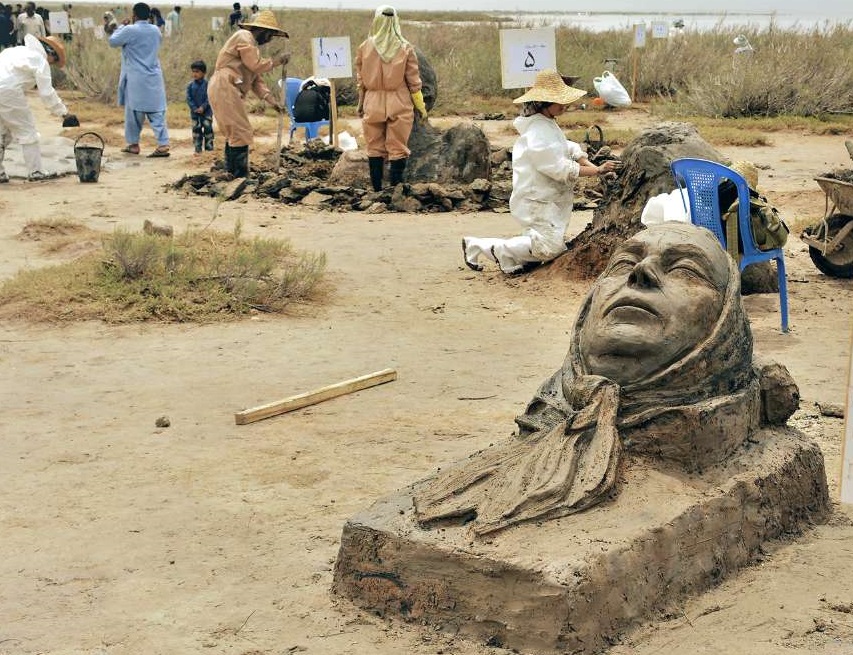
[59,7,853,118]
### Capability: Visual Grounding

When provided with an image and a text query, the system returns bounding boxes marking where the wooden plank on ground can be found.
[234,368,397,425]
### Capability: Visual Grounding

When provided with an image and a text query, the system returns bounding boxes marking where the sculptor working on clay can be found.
[415,223,763,536]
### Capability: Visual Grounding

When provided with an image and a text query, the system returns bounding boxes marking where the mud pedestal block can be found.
[333,429,829,654]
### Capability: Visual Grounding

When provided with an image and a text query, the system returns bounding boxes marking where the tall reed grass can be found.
[61,7,853,118]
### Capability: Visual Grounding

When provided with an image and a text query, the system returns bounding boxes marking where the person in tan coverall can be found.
[356,5,426,191]
[208,9,288,177]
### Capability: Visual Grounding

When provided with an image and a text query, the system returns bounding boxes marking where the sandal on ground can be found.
[121,144,140,154]
[148,147,170,158]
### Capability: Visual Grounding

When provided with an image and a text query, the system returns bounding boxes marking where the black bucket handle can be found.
[584,125,605,152]
[74,132,105,151]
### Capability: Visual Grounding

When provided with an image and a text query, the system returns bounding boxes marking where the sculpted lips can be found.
[604,295,661,318]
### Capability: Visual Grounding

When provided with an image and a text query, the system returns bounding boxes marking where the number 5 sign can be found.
[499,27,556,90]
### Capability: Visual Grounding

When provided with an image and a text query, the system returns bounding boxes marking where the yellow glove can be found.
[411,90,427,119]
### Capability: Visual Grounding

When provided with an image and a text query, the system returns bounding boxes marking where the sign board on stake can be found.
[499,27,556,90]
[211,16,224,31]
[49,11,70,34]
[311,36,352,79]
[841,326,853,504]
[651,21,669,39]
[311,36,352,150]
[633,23,646,49]
[81,16,94,29]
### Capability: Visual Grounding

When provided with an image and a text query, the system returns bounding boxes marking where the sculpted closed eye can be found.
[669,258,714,283]
[605,255,639,275]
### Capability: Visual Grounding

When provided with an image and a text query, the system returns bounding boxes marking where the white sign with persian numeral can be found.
[499,27,556,90]
[312,36,352,79]
[633,23,646,48]
[651,21,669,38]
[49,11,70,34]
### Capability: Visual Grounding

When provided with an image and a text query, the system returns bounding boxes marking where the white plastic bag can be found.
[640,189,691,226]
[593,71,632,107]
[337,130,358,151]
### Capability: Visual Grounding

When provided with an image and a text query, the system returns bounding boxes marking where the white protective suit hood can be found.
[0,34,67,117]
[24,33,48,59]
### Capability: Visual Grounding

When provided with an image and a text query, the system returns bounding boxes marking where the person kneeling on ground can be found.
[462,69,621,275]
[0,34,74,182]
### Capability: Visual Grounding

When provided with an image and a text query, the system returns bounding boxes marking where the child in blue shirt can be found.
[186,60,214,153]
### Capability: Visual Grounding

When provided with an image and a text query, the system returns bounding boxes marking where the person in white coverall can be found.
[0,33,71,182]
[462,69,621,274]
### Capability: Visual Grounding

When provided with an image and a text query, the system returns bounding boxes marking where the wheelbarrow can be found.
[800,176,853,278]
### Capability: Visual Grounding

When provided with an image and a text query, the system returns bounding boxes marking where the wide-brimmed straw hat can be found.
[238,9,288,37]
[513,69,586,105]
[37,35,66,68]
[729,160,759,191]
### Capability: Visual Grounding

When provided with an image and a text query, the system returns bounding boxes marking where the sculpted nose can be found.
[627,257,662,289]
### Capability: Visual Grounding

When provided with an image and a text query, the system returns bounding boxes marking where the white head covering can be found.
[369,5,409,63]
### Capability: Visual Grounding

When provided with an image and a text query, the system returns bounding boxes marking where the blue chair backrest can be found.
[670,158,751,251]
[672,157,789,332]
[284,77,304,123]
[281,76,330,142]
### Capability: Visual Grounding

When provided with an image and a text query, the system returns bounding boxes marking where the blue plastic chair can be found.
[671,158,789,333]
[280,77,330,143]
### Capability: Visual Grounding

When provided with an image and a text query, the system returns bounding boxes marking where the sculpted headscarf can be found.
[368,5,409,63]
[413,248,758,537]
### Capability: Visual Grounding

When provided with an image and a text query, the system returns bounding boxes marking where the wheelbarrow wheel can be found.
[807,213,853,278]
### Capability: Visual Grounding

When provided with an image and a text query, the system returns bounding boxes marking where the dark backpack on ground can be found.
[292,80,331,123]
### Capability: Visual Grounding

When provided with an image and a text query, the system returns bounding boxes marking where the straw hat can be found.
[513,69,586,105]
[37,35,66,68]
[729,160,759,190]
[238,9,288,37]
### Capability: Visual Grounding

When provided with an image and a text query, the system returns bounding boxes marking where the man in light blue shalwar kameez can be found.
[109,2,170,157]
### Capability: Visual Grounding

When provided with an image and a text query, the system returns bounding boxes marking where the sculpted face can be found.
[578,224,729,385]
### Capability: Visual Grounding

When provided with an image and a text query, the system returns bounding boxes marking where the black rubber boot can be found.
[231,145,249,178]
[223,143,232,174]
[389,158,407,186]
[368,156,384,192]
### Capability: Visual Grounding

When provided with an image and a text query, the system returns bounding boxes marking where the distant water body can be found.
[127,1,852,33]
[496,11,852,32]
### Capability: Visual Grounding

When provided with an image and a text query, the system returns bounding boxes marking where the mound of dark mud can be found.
[170,140,616,215]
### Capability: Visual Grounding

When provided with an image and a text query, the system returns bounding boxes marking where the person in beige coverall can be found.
[208,9,288,177]
[356,5,426,191]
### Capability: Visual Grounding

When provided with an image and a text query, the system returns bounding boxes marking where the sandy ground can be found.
[1,101,852,655]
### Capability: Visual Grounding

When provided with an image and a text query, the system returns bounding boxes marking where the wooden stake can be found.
[841,325,853,504]
[631,48,638,103]
[234,368,397,425]
[275,38,289,174]
[329,79,339,149]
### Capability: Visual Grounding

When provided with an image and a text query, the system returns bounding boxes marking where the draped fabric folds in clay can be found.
[413,256,753,537]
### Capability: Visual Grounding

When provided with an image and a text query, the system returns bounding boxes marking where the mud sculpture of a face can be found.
[414,223,761,537]
[578,223,729,385]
